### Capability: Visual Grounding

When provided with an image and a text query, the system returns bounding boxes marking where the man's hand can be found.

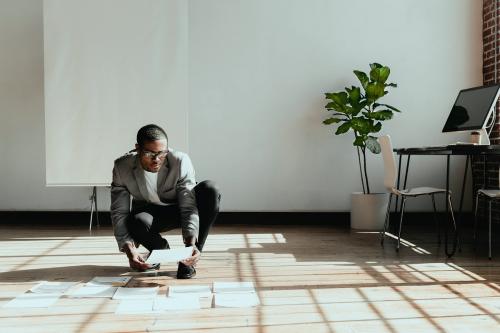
[180,245,201,267]
[124,243,152,271]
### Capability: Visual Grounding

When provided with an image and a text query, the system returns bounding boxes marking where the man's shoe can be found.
[177,262,196,279]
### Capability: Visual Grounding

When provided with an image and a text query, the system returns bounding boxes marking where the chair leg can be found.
[397,197,406,252]
[447,194,458,249]
[473,193,480,250]
[381,193,393,246]
[430,194,440,244]
[489,200,492,260]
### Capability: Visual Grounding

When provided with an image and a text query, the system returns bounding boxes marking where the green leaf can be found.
[323,117,342,125]
[365,82,385,100]
[353,70,369,89]
[353,136,365,147]
[351,117,372,134]
[366,136,381,154]
[370,63,382,70]
[347,86,361,105]
[370,110,393,120]
[335,122,351,135]
[325,91,350,113]
[374,103,401,112]
[372,122,382,132]
[325,102,344,112]
[327,91,348,105]
[369,66,390,83]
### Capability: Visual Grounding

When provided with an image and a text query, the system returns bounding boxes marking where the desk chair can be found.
[473,168,500,259]
[379,135,457,251]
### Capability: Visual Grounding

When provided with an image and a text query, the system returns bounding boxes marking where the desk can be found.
[393,145,500,257]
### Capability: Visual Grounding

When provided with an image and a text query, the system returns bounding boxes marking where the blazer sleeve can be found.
[176,154,199,240]
[110,162,133,251]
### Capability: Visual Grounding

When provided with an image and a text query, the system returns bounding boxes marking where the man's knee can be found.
[127,211,154,231]
[195,180,221,203]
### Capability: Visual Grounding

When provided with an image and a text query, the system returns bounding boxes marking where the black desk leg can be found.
[394,154,403,234]
[397,155,411,226]
[403,155,411,191]
[445,155,451,257]
[455,155,470,253]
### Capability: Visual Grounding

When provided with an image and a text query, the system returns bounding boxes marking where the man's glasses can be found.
[141,149,169,160]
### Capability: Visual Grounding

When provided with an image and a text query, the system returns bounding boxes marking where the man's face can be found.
[136,139,168,173]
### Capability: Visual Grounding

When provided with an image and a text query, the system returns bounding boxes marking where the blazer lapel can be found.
[156,154,170,192]
[133,156,149,201]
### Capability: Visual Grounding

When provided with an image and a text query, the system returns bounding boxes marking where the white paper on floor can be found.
[113,287,159,300]
[214,292,260,308]
[30,281,78,294]
[153,295,200,311]
[146,247,193,264]
[3,293,61,308]
[168,285,212,298]
[67,285,117,298]
[115,299,160,315]
[86,276,131,287]
[213,282,255,293]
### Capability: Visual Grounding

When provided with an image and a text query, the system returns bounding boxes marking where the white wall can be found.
[0,0,482,212]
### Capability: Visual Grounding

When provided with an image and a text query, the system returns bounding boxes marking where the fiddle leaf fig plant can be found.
[323,63,401,194]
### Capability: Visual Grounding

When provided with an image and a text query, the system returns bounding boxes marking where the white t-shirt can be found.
[143,170,167,206]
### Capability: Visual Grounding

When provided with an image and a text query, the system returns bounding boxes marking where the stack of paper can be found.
[213,282,255,293]
[154,295,200,311]
[3,281,80,308]
[30,281,78,294]
[67,285,117,298]
[3,293,61,308]
[113,287,159,300]
[168,285,212,298]
[213,282,260,308]
[67,276,133,298]
[115,299,158,315]
[87,276,131,287]
[146,247,193,264]
[113,286,160,314]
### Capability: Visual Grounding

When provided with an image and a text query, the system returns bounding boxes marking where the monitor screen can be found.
[442,85,500,132]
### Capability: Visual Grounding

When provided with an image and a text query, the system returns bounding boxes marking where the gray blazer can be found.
[110,149,199,251]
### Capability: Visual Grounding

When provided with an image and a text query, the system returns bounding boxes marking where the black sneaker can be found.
[176,262,196,279]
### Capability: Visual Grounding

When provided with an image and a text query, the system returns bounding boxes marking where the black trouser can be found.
[126,180,220,252]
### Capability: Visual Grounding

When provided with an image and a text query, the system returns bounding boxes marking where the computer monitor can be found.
[442,84,500,145]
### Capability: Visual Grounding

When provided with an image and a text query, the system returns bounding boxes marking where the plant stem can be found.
[362,147,370,194]
[356,146,366,194]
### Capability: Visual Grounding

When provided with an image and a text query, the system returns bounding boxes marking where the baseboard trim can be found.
[0,211,474,227]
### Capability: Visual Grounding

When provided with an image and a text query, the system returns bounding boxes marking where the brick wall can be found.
[476,0,500,223]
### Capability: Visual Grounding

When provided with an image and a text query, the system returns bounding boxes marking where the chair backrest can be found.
[378,135,397,192]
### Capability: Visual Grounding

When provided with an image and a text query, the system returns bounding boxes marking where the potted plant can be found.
[323,63,401,229]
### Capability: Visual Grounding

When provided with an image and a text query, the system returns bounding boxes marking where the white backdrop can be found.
[24,0,482,211]
[44,0,188,186]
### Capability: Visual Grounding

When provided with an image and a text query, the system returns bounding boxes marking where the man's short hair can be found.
[136,124,168,147]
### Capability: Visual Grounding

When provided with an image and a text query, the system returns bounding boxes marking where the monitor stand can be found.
[475,128,491,145]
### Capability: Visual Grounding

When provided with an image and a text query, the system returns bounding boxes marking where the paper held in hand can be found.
[146,246,194,264]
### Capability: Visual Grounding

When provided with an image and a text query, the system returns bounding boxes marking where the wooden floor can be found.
[0,223,498,333]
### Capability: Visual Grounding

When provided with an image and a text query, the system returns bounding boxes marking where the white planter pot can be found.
[350,192,389,230]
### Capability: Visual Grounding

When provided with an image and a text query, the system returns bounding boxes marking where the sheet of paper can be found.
[168,285,212,298]
[3,293,61,308]
[115,299,160,315]
[214,292,260,308]
[213,282,255,293]
[153,295,200,311]
[113,287,159,300]
[86,276,131,287]
[146,247,193,264]
[30,281,78,294]
[67,285,117,298]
